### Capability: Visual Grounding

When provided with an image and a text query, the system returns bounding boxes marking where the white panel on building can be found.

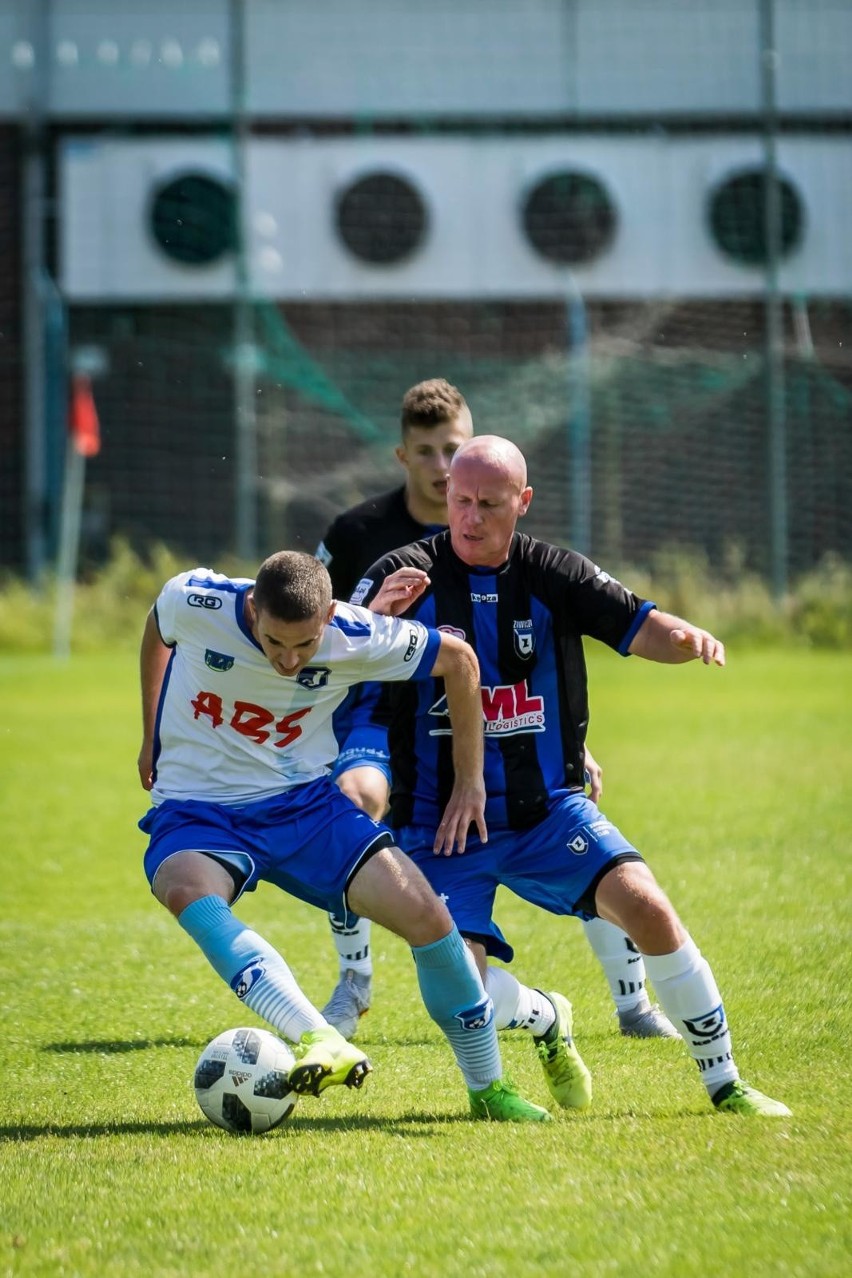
[59,133,852,301]
[60,136,236,299]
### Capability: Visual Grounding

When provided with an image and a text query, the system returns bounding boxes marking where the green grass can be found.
[1,648,850,1277]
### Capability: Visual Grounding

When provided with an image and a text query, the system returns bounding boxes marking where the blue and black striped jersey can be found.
[359,531,655,832]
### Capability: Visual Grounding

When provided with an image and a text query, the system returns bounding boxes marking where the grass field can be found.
[1,647,850,1277]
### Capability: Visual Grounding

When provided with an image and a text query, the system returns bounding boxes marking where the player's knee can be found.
[336,769,389,820]
[153,851,236,918]
[405,881,454,946]
[595,859,683,948]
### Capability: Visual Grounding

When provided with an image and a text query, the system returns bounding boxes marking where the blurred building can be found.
[1,0,850,583]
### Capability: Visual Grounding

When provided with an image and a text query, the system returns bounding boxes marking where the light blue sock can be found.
[178,895,324,1042]
[412,926,501,1091]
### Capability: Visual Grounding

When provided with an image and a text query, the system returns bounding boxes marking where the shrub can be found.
[0,540,849,654]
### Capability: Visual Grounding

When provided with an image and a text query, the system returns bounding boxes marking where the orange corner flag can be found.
[69,373,101,457]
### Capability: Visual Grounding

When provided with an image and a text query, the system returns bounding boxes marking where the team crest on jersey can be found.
[187,593,222,610]
[513,619,535,658]
[438,624,466,641]
[205,649,234,672]
[296,666,331,690]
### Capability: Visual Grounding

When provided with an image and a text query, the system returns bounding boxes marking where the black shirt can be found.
[358,531,655,832]
[316,485,442,600]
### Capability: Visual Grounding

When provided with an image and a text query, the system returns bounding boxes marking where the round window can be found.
[336,172,427,265]
[149,172,237,266]
[709,168,803,266]
[523,170,617,265]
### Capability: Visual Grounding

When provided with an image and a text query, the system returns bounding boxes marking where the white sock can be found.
[582,917,648,1014]
[328,911,372,977]
[643,935,738,1095]
[485,966,555,1037]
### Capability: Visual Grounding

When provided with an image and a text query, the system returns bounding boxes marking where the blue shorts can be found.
[330,684,391,784]
[396,791,642,963]
[329,723,392,785]
[140,775,394,918]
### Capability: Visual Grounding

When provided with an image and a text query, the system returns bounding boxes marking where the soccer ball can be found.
[194,1027,299,1134]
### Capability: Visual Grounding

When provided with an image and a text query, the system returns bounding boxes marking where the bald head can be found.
[450,436,528,490]
[448,436,533,567]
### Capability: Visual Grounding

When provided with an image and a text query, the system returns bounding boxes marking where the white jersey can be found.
[150,568,439,806]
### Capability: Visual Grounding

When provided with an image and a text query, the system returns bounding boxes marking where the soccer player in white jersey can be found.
[137,550,581,1120]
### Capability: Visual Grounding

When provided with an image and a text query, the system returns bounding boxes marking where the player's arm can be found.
[138,607,172,791]
[628,608,725,666]
[428,631,487,856]
[583,744,603,803]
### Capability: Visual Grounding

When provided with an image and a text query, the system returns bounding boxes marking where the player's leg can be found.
[471,948,592,1111]
[322,762,389,1035]
[348,846,550,1121]
[594,860,791,1117]
[152,851,346,1048]
[580,917,678,1038]
[143,821,371,1098]
[322,716,393,1036]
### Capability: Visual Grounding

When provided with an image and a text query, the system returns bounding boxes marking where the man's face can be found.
[395,410,474,521]
[249,602,333,677]
[447,454,532,568]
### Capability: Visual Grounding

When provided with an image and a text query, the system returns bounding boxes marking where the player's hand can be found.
[137,743,154,791]
[583,745,603,804]
[433,781,488,856]
[368,568,431,616]
[669,626,726,666]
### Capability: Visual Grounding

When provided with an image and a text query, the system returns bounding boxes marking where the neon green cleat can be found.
[469,1078,552,1122]
[712,1080,792,1118]
[534,991,593,1110]
[288,1026,372,1098]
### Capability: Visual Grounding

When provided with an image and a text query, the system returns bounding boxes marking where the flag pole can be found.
[53,372,101,659]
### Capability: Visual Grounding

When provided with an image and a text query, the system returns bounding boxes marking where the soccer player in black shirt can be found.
[316,380,676,1049]
[356,435,791,1118]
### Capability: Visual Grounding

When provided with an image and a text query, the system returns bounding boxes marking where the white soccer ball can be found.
[194,1027,299,1134]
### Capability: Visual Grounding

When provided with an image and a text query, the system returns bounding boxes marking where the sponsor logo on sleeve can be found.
[187,593,222,610]
[403,627,420,662]
[350,577,373,605]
